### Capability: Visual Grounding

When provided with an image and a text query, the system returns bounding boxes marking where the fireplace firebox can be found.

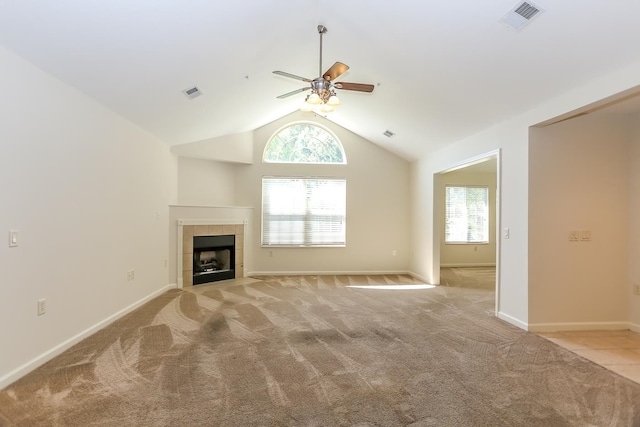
[193,234,235,285]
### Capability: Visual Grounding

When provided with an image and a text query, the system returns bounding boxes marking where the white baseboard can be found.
[440,263,497,268]
[407,271,432,284]
[527,321,630,333]
[498,311,528,330]
[247,270,411,277]
[630,322,640,333]
[0,284,176,390]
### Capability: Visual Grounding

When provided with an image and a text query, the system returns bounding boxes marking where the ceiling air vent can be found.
[383,130,395,138]
[183,86,202,100]
[500,1,544,31]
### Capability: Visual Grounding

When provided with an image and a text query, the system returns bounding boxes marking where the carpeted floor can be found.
[1,268,640,426]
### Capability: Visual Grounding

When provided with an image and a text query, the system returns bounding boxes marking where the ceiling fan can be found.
[273,25,374,112]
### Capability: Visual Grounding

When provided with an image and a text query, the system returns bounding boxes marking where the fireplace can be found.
[178,222,245,288]
[193,234,235,285]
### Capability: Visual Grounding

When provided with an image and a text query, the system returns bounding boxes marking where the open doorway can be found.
[433,151,501,315]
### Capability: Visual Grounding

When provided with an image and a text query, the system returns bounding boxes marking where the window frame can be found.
[262,121,347,165]
[444,185,490,245]
[261,176,347,248]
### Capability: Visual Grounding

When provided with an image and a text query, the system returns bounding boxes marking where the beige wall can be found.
[177,157,237,206]
[529,114,630,329]
[234,111,412,274]
[438,161,497,267]
[0,47,178,387]
[628,115,640,329]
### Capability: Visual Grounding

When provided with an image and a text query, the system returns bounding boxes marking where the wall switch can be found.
[503,228,510,239]
[392,250,397,256]
[8,230,19,247]
[37,299,46,316]
[569,231,580,242]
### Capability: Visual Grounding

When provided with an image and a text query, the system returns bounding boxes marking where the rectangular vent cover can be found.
[500,1,544,31]
[515,2,540,19]
[383,130,395,138]
[183,86,202,99]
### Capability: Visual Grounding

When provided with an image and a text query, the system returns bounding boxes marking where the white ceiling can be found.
[1,0,640,160]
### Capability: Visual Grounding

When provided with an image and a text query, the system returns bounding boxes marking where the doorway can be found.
[433,151,501,315]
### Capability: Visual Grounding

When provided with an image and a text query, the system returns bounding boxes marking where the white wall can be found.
[170,131,253,164]
[529,114,629,329]
[0,47,178,388]
[438,162,497,267]
[234,111,412,274]
[410,58,640,330]
[177,157,237,206]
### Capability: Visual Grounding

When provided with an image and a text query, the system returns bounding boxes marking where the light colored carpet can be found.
[1,269,640,426]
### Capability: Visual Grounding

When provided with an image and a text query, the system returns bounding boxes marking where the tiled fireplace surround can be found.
[178,221,245,287]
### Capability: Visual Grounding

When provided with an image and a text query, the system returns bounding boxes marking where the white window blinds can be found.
[262,177,346,246]
[445,186,489,244]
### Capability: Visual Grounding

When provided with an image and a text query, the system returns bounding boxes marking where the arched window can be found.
[261,122,347,246]
[263,122,346,164]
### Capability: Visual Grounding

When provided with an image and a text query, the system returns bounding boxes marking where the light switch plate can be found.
[8,230,19,247]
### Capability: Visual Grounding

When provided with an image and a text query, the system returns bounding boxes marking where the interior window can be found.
[445,185,489,244]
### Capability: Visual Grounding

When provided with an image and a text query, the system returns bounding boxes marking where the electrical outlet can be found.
[37,299,46,316]
[580,230,591,241]
[392,250,397,256]
[569,231,580,242]
[126,270,136,281]
[634,284,640,296]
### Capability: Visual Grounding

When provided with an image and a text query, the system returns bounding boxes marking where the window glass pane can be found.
[262,178,346,246]
[263,122,346,164]
[445,186,489,243]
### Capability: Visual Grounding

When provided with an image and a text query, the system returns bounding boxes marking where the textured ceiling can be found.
[1,0,640,160]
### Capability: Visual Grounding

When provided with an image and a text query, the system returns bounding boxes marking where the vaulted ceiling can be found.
[1,0,640,160]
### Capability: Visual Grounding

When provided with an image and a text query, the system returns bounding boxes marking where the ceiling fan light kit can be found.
[274,25,373,114]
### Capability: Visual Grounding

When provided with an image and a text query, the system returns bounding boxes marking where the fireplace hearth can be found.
[193,234,235,285]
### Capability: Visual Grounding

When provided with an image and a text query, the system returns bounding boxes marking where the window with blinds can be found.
[262,177,346,247]
[445,185,489,244]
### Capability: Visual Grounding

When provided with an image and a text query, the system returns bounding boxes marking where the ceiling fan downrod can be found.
[318,25,327,79]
